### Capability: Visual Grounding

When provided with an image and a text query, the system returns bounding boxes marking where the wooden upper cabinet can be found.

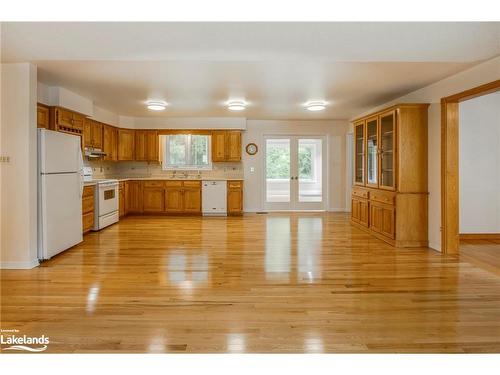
[83,119,92,148]
[84,119,104,149]
[92,121,103,149]
[118,129,135,161]
[379,110,396,190]
[365,116,379,188]
[212,131,227,162]
[135,130,158,161]
[103,125,118,161]
[146,131,159,161]
[354,121,365,186]
[226,131,242,161]
[37,104,49,128]
[57,107,74,128]
[211,130,242,162]
[49,107,84,136]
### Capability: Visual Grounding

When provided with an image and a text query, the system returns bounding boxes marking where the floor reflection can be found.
[264,215,323,283]
[265,217,291,281]
[226,333,246,353]
[86,283,100,313]
[166,251,209,288]
[297,217,323,283]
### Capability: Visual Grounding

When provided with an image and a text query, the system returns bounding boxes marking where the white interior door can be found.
[264,136,326,211]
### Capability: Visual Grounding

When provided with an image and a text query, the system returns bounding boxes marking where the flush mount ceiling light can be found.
[226,100,247,111]
[146,101,168,111]
[305,101,327,112]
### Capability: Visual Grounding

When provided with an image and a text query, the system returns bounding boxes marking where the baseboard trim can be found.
[428,242,442,252]
[0,259,39,269]
[459,233,500,240]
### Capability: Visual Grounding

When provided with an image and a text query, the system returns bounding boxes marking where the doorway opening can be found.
[441,80,500,255]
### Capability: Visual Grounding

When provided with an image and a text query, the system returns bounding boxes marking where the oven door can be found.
[98,182,119,216]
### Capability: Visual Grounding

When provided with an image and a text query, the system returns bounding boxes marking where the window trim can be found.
[162,134,213,171]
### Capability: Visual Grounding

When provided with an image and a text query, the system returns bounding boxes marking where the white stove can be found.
[83,167,119,231]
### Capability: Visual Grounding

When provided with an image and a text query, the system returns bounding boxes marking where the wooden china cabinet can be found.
[351,103,429,247]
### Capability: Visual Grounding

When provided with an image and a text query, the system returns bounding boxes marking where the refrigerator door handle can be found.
[78,148,84,198]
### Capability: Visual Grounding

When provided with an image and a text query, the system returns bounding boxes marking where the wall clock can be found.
[245,143,258,155]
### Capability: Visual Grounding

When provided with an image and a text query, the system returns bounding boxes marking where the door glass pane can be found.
[366,119,378,185]
[380,114,394,188]
[298,139,322,202]
[266,139,290,202]
[355,124,364,184]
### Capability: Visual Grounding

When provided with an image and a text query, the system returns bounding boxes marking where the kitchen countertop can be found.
[113,177,244,182]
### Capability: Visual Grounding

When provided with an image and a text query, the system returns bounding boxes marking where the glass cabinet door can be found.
[354,122,365,185]
[379,111,395,189]
[366,117,378,186]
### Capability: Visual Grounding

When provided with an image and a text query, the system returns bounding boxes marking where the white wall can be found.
[243,120,349,212]
[1,63,39,269]
[459,92,500,233]
[133,116,246,130]
[350,55,500,251]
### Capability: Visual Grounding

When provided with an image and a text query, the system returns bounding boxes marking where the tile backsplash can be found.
[84,159,243,180]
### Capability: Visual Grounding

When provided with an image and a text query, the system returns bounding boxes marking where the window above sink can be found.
[161,134,212,170]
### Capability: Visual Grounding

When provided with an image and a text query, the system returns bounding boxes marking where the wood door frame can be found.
[440,79,500,254]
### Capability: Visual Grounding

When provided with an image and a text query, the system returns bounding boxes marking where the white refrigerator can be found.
[38,129,84,260]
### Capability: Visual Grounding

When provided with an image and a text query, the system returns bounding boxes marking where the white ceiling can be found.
[2,22,499,119]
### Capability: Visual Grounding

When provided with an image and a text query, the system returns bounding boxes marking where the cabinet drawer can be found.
[83,185,95,198]
[82,195,94,214]
[228,180,242,189]
[82,212,94,233]
[370,190,395,205]
[144,181,165,188]
[352,187,369,199]
[165,181,183,187]
[183,180,201,188]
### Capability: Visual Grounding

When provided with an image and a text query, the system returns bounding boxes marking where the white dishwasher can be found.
[202,180,227,216]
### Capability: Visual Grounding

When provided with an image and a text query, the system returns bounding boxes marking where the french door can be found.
[264,135,326,211]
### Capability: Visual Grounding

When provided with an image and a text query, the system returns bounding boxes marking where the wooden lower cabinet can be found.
[351,186,426,247]
[165,181,201,214]
[351,197,369,227]
[126,181,143,213]
[183,185,201,213]
[119,182,126,217]
[121,180,244,217]
[82,185,95,233]
[370,202,395,239]
[143,187,165,213]
[227,180,243,215]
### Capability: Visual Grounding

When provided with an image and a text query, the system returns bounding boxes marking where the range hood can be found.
[84,147,107,158]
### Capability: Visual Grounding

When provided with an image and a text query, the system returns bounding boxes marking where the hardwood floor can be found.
[460,239,500,276]
[1,213,500,353]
